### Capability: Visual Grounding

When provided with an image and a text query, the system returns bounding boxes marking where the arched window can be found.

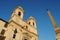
[56,39,57,40]
[23,33,31,40]
[13,34,16,39]
[24,39,27,40]
[29,22,30,25]
[4,23,8,28]
[0,36,6,40]
[33,22,34,26]
[18,12,21,16]
[1,29,5,35]
[24,26,28,29]
[14,29,17,34]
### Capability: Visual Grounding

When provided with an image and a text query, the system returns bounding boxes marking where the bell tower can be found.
[47,9,60,40]
[11,6,24,19]
[27,16,37,28]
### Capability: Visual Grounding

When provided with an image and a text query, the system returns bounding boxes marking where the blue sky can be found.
[0,0,60,40]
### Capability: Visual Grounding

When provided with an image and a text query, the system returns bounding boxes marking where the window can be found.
[14,29,17,34]
[56,39,57,40]
[1,29,5,35]
[0,36,6,40]
[24,26,28,29]
[24,39,27,40]
[33,22,34,26]
[18,12,21,16]
[29,22,30,25]
[13,34,16,39]
[23,33,31,40]
[4,23,8,28]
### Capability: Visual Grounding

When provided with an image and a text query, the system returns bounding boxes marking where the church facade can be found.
[0,6,38,40]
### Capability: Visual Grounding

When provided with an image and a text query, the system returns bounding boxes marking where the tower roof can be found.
[27,16,36,22]
[13,6,24,13]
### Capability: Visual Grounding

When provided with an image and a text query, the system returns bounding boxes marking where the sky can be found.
[0,0,60,40]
